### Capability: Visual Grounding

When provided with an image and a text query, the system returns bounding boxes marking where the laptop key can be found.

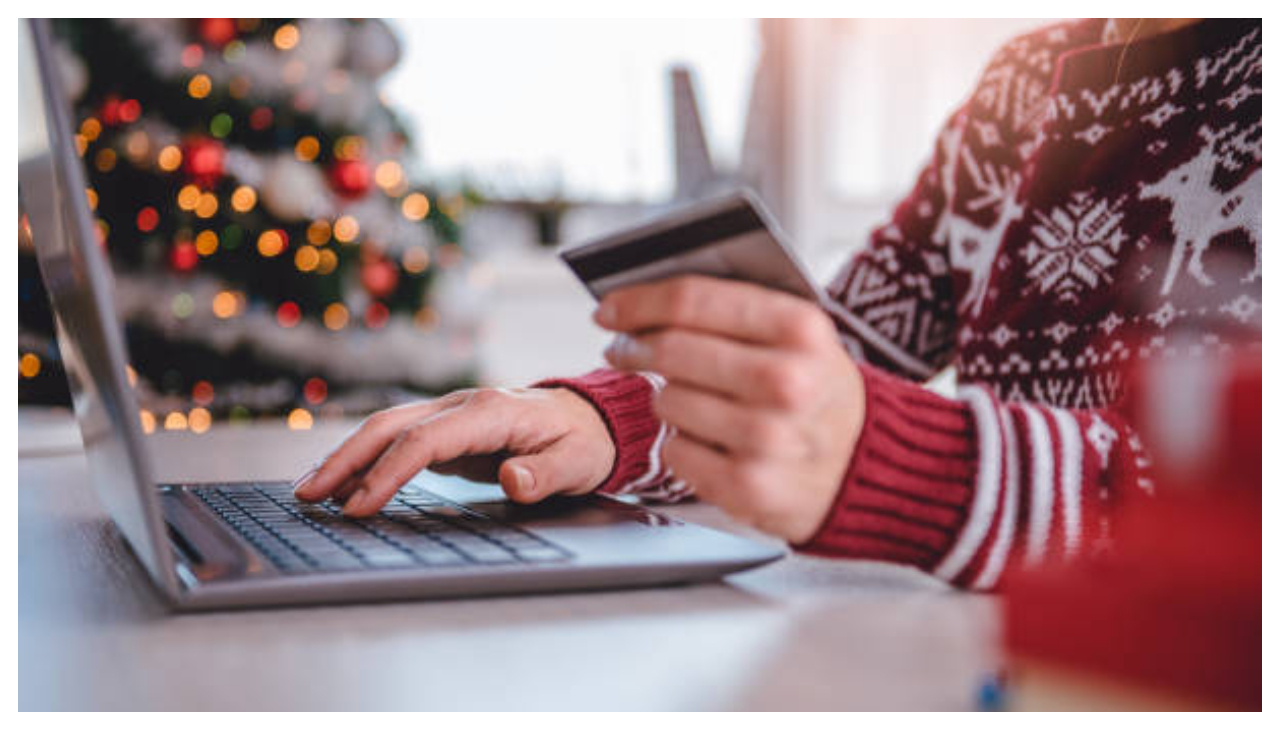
[309,556,358,572]
[410,548,467,566]
[515,546,570,563]
[206,484,572,573]
[361,551,418,569]
[440,535,516,564]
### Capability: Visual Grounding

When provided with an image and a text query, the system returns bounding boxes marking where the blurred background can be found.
[17,18,1045,430]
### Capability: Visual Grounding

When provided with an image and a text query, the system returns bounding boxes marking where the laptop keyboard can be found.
[191,483,571,574]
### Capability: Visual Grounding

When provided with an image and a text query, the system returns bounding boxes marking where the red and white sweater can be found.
[543,19,1262,590]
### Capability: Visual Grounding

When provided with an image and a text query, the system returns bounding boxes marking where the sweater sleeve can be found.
[797,363,1153,590]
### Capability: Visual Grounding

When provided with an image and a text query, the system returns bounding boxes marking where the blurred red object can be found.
[197,18,237,48]
[168,241,199,273]
[182,137,225,187]
[328,158,371,199]
[1003,349,1261,709]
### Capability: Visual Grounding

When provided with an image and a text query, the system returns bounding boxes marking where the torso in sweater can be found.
[827,17,1261,408]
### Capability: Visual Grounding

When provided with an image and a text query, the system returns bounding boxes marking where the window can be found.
[747,19,1050,279]
[384,19,759,202]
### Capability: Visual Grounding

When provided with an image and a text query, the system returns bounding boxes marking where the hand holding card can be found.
[562,191,866,544]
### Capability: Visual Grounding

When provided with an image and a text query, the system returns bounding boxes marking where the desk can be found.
[19,408,1000,710]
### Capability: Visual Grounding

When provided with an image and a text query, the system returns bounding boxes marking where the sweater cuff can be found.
[795,363,978,573]
[533,368,661,495]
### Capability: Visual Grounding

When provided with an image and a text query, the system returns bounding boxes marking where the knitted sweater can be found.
[541,18,1262,590]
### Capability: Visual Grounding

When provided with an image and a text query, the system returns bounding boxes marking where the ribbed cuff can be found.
[533,368,660,494]
[795,364,978,573]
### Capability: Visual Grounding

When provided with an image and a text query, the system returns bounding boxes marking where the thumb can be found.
[499,438,601,504]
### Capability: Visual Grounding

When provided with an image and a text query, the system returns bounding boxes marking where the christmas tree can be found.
[20,19,479,429]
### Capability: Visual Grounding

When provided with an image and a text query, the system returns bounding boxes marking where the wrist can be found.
[793,357,868,544]
[532,369,662,494]
[550,386,617,489]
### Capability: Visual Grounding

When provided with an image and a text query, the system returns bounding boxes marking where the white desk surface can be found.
[18,408,1000,710]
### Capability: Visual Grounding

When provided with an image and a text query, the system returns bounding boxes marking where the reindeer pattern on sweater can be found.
[828,18,1262,411]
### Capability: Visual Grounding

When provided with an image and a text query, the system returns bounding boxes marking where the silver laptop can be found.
[20,19,783,611]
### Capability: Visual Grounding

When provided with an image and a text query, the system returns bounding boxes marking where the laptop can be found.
[20,19,783,611]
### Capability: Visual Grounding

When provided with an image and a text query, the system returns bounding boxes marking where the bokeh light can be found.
[188,74,212,99]
[273,24,300,51]
[209,112,234,138]
[19,353,41,379]
[374,160,403,190]
[294,135,320,162]
[157,145,183,171]
[171,292,195,318]
[196,230,220,256]
[323,303,349,330]
[402,246,430,273]
[192,380,215,405]
[276,301,301,328]
[188,407,213,434]
[180,43,204,69]
[333,215,359,243]
[401,192,430,220]
[136,206,160,233]
[303,377,327,405]
[177,184,201,211]
[295,245,320,272]
[80,117,102,141]
[364,302,390,329]
[316,248,339,275]
[230,185,257,213]
[194,192,219,218]
[287,407,313,430]
[257,229,287,257]
[94,148,117,172]
[211,290,239,318]
[306,219,332,245]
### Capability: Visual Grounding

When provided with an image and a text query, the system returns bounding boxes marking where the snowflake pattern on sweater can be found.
[828,18,1261,407]
[544,19,1261,590]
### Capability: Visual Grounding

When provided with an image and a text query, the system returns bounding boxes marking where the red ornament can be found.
[328,159,372,199]
[364,302,390,329]
[118,99,142,124]
[170,241,199,272]
[181,44,205,69]
[192,380,215,405]
[136,206,160,233]
[198,18,238,48]
[181,137,225,186]
[276,301,301,328]
[99,95,123,126]
[249,107,273,131]
[360,259,399,298]
[303,377,328,404]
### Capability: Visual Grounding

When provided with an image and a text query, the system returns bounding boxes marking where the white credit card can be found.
[559,189,825,304]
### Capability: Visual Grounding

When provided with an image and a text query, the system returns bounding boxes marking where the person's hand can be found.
[597,275,865,544]
[292,387,616,517]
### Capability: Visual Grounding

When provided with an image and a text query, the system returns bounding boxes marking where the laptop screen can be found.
[20,19,175,591]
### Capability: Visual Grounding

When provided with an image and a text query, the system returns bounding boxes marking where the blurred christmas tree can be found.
[19,19,481,427]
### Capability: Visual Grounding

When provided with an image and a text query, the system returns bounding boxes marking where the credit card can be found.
[559,189,824,303]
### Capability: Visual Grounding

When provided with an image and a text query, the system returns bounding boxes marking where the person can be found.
[293,18,1261,590]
